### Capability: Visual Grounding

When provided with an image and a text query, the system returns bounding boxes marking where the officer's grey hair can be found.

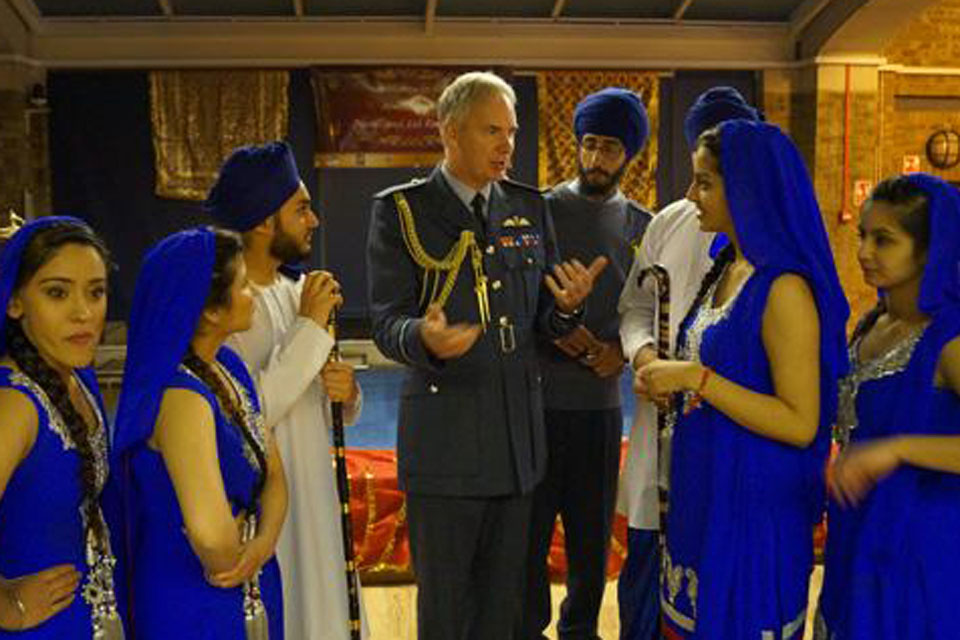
[437,72,516,127]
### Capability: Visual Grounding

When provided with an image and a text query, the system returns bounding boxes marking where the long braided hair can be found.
[3,221,110,541]
[179,229,267,496]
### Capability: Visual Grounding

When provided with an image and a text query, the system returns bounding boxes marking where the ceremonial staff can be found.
[638,265,671,432]
[326,310,362,640]
[638,265,671,552]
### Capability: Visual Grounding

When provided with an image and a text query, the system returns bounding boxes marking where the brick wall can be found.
[878,74,960,183]
[796,65,881,327]
[884,0,960,67]
[794,0,960,326]
[761,69,793,135]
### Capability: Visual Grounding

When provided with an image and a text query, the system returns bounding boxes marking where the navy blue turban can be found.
[573,88,650,159]
[684,86,761,147]
[203,141,301,232]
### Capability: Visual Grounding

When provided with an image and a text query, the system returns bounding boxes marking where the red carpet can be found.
[344,443,826,584]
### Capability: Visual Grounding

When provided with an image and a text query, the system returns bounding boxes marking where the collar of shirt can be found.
[570,178,625,206]
[440,163,493,219]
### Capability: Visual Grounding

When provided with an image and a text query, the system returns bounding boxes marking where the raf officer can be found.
[366,71,606,640]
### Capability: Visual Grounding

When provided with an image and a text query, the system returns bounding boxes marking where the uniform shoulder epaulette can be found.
[500,177,546,195]
[374,177,429,200]
[542,180,569,196]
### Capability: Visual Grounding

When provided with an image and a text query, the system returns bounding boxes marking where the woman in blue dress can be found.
[637,120,849,639]
[0,217,124,638]
[818,174,960,639]
[113,227,287,639]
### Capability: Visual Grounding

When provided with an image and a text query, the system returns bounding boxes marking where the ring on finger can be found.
[9,589,26,628]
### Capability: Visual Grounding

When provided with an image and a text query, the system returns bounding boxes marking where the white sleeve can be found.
[619,215,662,364]
[229,315,334,430]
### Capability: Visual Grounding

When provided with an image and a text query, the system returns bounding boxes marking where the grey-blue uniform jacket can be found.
[367,167,580,498]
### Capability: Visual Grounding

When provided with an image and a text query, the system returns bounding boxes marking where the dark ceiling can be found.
[29,0,811,22]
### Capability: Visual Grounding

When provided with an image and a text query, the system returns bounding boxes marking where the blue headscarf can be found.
[719,119,850,394]
[901,173,960,419]
[688,88,761,257]
[908,173,960,316]
[0,216,93,357]
[111,227,216,461]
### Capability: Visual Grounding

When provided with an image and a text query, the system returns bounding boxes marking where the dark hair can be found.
[864,176,931,256]
[850,300,886,347]
[850,176,931,346]
[180,350,266,500]
[694,127,723,176]
[205,228,244,309]
[676,243,736,356]
[674,127,732,354]
[181,227,265,499]
[12,221,110,290]
[4,220,111,542]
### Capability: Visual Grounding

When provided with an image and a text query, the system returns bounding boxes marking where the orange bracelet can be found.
[683,365,713,416]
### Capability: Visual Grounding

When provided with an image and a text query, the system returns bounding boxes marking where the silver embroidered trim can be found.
[673,267,749,417]
[812,609,833,640]
[77,376,110,493]
[241,513,270,639]
[780,607,808,639]
[660,547,698,632]
[8,370,74,454]
[220,365,268,472]
[6,371,123,638]
[835,326,925,447]
[6,371,109,507]
[83,518,125,639]
[177,363,269,637]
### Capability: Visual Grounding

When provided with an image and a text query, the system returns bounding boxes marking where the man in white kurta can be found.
[204,140,368,640]
[619,198,714,524]
[617,198,714,638]
[229,273,367,640]
[615,86,760,640]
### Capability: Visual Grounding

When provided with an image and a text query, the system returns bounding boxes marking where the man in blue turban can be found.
[205,141,367,640]
[518,87,653,640]
[617,86,760,640]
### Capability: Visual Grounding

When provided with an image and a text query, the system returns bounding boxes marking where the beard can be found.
[577,160,627,198]
[269,218,311,264]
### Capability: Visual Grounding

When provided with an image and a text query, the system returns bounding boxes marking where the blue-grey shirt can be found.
[539,180,651,410]
[440,163,492,219]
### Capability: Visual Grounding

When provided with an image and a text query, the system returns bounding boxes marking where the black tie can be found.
[471,193,486,236]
